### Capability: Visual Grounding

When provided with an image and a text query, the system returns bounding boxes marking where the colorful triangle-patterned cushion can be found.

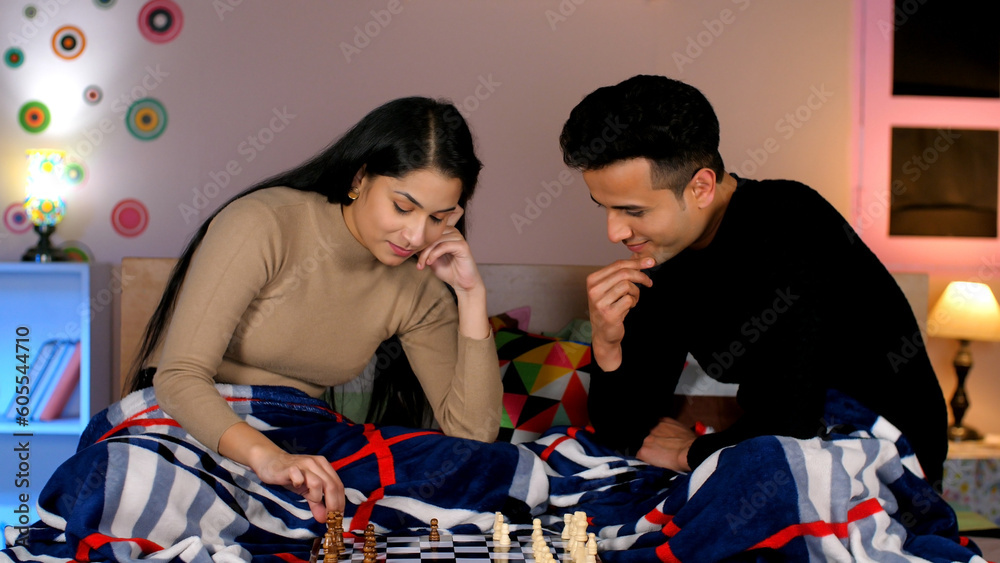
[495,328,592,444]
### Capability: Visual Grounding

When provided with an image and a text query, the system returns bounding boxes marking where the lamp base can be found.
[21,224,67,263]
[948,424,981,442]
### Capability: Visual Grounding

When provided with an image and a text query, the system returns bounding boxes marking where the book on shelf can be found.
[5,339,57,421]
[29,340,75,421]
[38,340,82,421]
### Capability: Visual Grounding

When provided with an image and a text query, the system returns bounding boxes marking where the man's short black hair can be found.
[559,75,725,197]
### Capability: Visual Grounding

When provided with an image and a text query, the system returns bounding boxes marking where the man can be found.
[560,74,947,486]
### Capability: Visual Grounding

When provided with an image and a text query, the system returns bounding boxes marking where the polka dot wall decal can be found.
[94,0,117,8]
[18,101,50,133]
[4,47,24,68]
[83,85,103,105]
[52,25,86,60]
[111,198,149,237]
[64,161,86,187]
[3,203,32,234]
[125,98,167,140]
[61,240,94,262]
[138,0,183,44]
[24,5,37,19]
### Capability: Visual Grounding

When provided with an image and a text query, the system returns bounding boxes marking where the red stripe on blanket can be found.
[655,540,683,563]
[331,430,438,471]
[76,533,163,561]
[364,426,397,487]
[644,508,673,525]
[97,418,182,442]
[541,436,571,461]
[750,498,884,550]
[663,520,681,537]
[352,487,386,532]
[274,553,309,562]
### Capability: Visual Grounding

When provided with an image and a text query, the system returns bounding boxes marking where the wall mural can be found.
[2,0,184,253]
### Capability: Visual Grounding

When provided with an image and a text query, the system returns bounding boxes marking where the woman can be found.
[126,96,502,524]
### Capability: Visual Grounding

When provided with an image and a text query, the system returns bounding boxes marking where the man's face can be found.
[584,158,706,265]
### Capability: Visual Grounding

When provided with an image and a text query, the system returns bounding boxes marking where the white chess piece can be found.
[562,514,572,540]
[499,523,511,547]
[493,512,504,542]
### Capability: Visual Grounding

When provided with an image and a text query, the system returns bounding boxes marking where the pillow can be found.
[489,305,531,333]
[494,327,592,444]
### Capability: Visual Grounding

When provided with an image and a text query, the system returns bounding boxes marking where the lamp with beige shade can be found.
[928,281,1000,441]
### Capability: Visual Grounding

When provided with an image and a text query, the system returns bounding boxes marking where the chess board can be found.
[314,531,598,562]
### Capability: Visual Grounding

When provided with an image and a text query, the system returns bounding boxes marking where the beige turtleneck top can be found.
[152,187,502,451]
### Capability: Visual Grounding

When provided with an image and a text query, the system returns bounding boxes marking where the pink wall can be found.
[0,0,853,268]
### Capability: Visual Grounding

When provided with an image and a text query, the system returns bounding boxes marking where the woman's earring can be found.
[348,188,359,200]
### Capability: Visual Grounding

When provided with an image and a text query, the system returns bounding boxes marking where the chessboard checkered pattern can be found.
[323,532,586,562]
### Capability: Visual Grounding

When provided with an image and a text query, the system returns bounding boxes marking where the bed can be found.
[1,260,993,562]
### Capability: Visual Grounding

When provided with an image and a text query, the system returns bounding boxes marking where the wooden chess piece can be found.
[320,510,339,563]
[429,518,440,541]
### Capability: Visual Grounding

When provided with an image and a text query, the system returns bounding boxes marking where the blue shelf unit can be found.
[0,262,111,531]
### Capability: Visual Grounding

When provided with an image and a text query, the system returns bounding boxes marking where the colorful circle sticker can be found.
[64,162,87,187]
[4,47,24,68]
[3,203,32,234]
[24,5,37,19]
[94,0,117,8]
[111,198,149,237]
[139,0,183,44]
[61,240,94,262]
[125,98,167,140]
[18,101,50,133]
[52,26,86,60]
[83,85,103,105]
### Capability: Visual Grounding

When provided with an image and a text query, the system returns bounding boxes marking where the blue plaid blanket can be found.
[1,385,986,562]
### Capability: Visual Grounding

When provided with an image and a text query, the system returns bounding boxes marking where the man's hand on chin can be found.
[636,418,696,472]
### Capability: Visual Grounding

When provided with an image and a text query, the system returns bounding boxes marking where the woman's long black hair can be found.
[126,97,483,425]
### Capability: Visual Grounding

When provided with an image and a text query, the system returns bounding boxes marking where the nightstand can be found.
[942,435,1000,526]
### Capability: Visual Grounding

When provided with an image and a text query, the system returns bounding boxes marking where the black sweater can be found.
[588,177,948,486]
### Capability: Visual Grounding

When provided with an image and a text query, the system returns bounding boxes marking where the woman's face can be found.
[342,168,464,266]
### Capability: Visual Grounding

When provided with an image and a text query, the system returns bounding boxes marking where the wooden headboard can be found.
[118,257,928,430]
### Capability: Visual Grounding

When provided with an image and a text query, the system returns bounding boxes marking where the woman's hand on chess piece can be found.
[255,450,345,523]
[220,422,344,523]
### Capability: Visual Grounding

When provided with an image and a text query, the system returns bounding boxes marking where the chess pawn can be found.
[321,527,337,563]
[562,514,573,540]
[429,518,440,542]
[498,523,510,547]
[533,538,548,559]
